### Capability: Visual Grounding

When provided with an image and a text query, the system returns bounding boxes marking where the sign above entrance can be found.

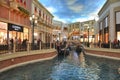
[8,23,23,32]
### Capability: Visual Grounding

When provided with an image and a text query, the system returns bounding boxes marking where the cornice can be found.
[98,0,120,16]
[33,0,54,17]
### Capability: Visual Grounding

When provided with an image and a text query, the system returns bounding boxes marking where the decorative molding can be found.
[17,6,29,15]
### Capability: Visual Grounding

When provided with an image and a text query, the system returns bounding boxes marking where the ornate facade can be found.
[80,20,95,43]
[30,0,54,43]
[0,0,31,44]
[68,22,81,39]
[0,0,54,45]
[98,0,120,43]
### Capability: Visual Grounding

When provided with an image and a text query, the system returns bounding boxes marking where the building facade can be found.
[52,20,62,41]
[0,0,31,44]
[68,22,81,40]
[31,0,54,43]
[81,20,95,44]
[98,0,120,44]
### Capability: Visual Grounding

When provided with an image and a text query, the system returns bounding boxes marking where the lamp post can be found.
[87,26,90,47]
[58,31,61,41]
[83,29,85,46]
[29,14,38,49]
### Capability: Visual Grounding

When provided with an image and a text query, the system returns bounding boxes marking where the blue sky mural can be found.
[39,0,107,23]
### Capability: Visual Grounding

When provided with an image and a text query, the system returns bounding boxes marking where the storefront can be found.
[0,22,7,44]
[116,11,120,40]
[0,22,29,45]
[104,27,109,43]
[8,23,29,42]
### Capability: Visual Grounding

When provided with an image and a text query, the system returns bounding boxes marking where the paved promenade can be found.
[85,47,120,60]
[0,48,119,61]
[85,47,120,53]
[0,47,119,72]
[0,49,57,72]
[0,49,56,61]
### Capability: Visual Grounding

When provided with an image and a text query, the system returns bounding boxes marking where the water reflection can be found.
[85,55,120,80]
[51,51,101,80]
[67,50,86,68]
[51,51,120,80]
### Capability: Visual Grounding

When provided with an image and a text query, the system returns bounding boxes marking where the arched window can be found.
[34,7,37,13]
[24,1,26,6]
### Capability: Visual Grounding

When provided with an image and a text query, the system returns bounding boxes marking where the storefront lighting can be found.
[34,33,38,36]
[58,31,61,41]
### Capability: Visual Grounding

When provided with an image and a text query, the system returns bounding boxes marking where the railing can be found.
[0,45,9,54]
[0,42,56,55]
[79,42,120,49]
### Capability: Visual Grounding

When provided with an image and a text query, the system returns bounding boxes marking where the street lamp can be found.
[87,26,90,47]
[58,31,61,41]
[29,14,38,49]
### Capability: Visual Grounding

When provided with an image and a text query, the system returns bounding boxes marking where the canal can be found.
[0,51,120,80]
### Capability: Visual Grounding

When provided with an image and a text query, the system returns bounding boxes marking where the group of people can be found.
[112,39,120,48]
[55,40,85,57]
[55,41,69,55]
[98,39,120,48]
[9,37,28,51]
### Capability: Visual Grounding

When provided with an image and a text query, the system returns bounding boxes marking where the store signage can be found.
[8,23,23,32]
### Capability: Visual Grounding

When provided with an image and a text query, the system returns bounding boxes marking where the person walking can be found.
[76,44,82,57]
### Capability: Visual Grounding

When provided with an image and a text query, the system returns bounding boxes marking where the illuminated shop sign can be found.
[8,23,23,32]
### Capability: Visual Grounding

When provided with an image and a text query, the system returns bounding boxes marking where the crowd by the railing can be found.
[0,42,55,54]
[84,40,120,49]
[0,39,120,55]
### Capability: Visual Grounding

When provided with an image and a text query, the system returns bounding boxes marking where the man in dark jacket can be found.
[76,44,82,56]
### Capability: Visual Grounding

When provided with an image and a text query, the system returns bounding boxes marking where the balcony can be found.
[9,1,18,10]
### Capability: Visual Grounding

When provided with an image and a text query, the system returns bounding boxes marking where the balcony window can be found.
[20,0,22,3]
[34,7,37,13]
[39,10,41,16]
[24,1,26,7]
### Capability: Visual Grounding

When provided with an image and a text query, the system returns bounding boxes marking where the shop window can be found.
[9,31,16,39]
[117,32,120,40]
[24,28,28,40]
[0,30,7,44]
[0,22,7,44]
[104,33,108,43]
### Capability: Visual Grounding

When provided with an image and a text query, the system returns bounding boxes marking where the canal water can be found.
[0,51,120,80]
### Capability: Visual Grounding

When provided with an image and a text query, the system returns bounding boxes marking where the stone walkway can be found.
[86,47,120,53]
[85,47,120,60]
[0,49,56,61]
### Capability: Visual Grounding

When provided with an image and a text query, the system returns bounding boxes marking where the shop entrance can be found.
[9,31,23,42]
